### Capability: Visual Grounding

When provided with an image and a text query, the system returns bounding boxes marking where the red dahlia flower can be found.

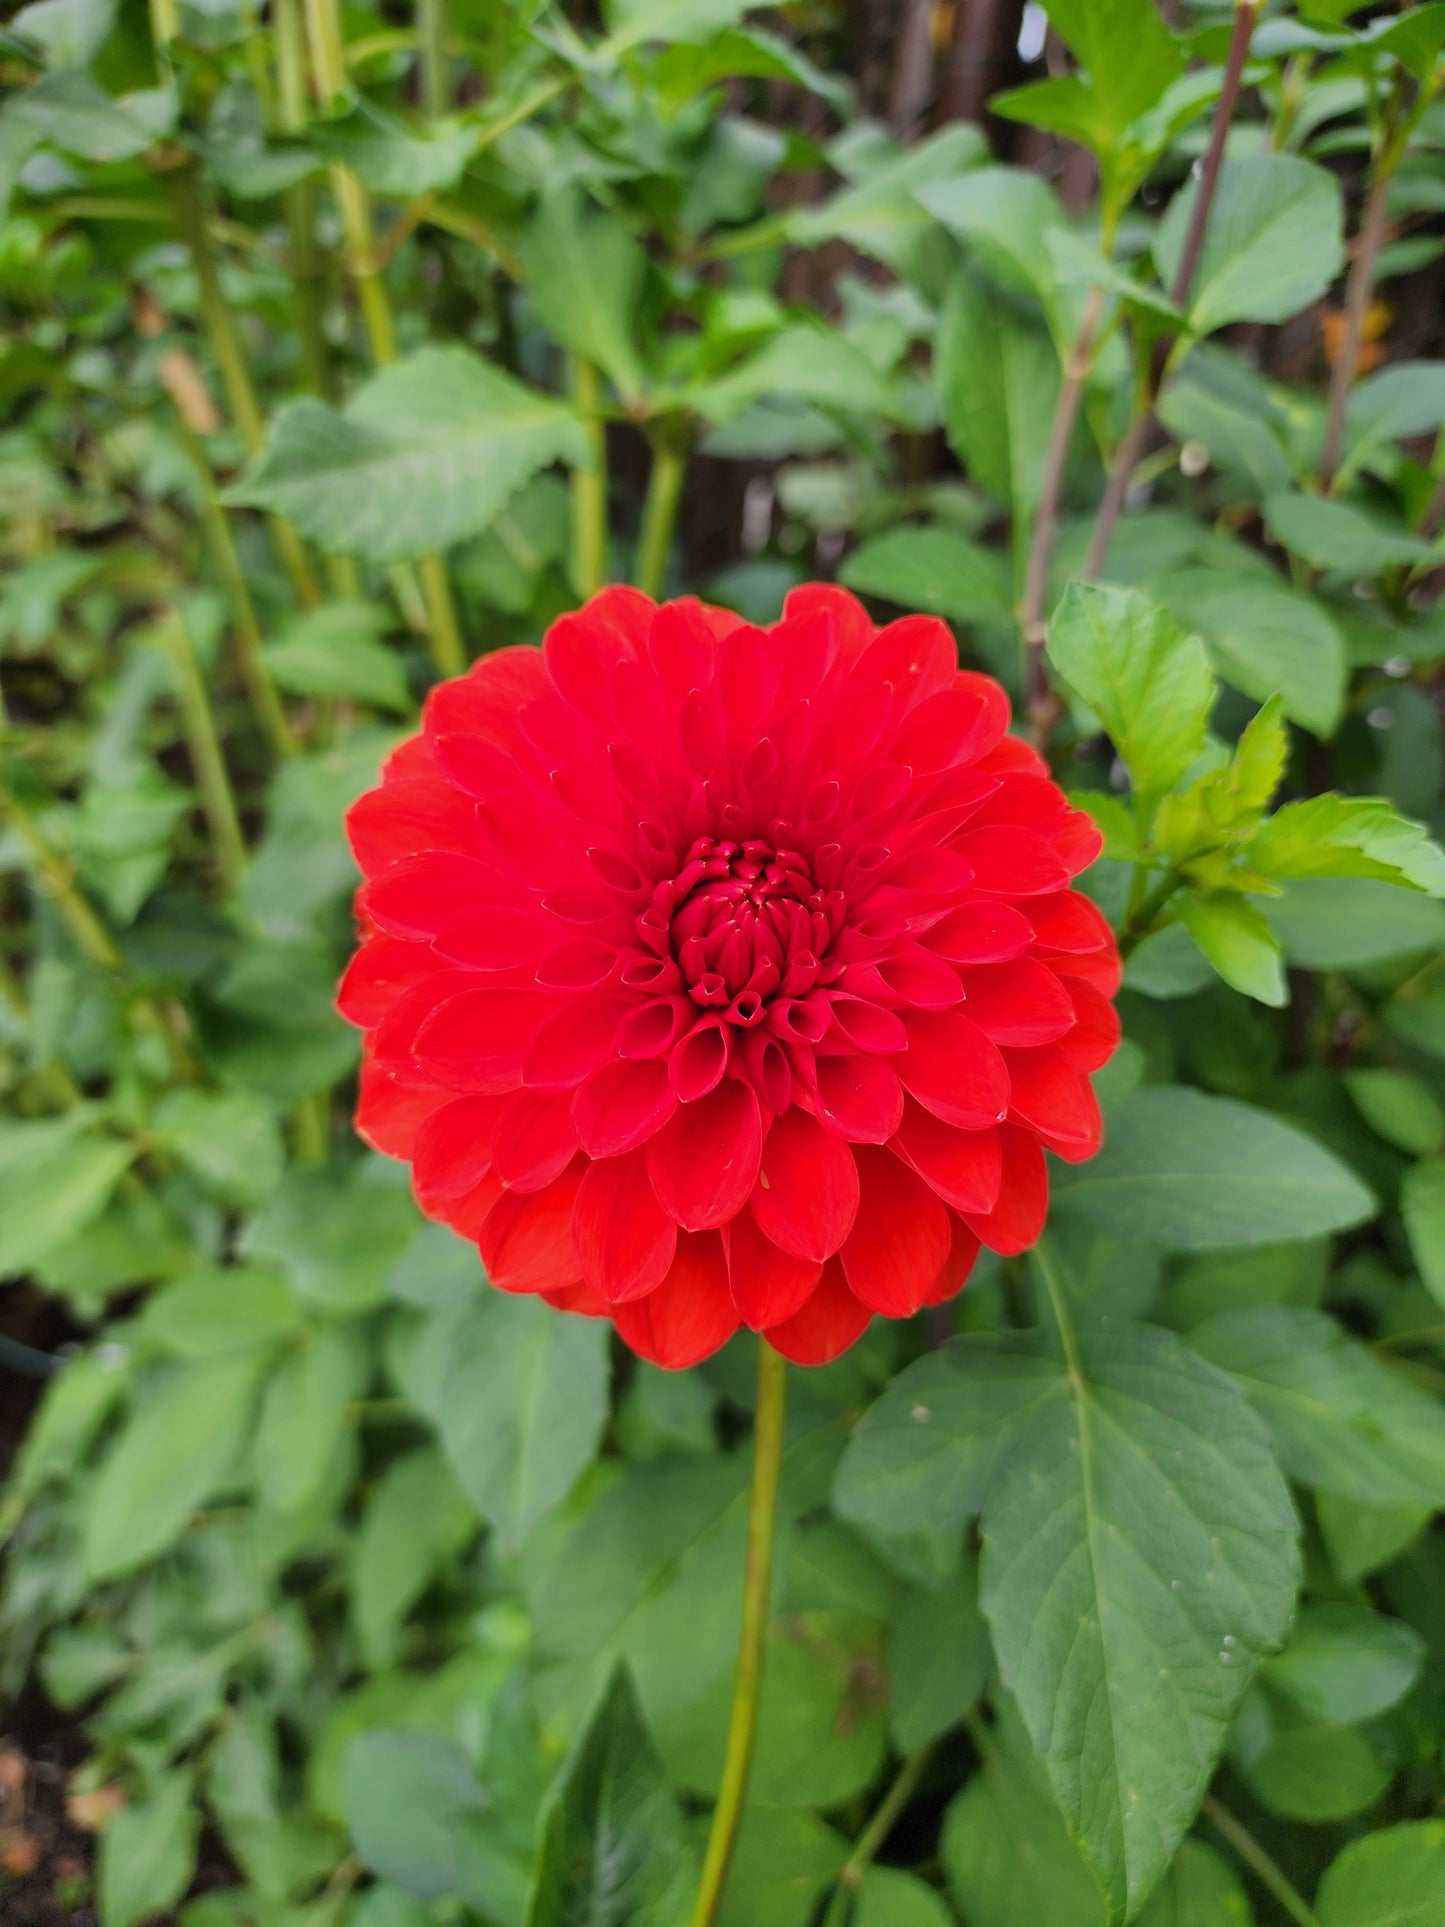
[338,586,1120,1369]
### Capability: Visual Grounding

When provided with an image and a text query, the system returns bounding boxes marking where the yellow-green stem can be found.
[819,1745,935,1927]
[292,1090,330,1165]
[571,357,607,598]
[690,1340,787,1927]
[635,431,688,600]
[417,0,448,116]
[0,793,121,970]
[159,612,249,889]
[167,170,322,609]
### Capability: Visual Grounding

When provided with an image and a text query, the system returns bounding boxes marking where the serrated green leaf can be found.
[227,347,590,563]
[981,1321,1298,1921]
[1047,583,1214,798]
[263,602,412,714]
[839,526,1009,625]
[937,266,1059,530]
[691,324,908,426]
[519,190,648,403]
[1180,895,1287,1006]
[1264,492,1437,575]
[1149,570,1345,740]
[1155,155,1344,334]
[1249,794,1445,895]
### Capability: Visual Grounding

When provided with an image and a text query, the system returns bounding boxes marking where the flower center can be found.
[640,836,845,1028]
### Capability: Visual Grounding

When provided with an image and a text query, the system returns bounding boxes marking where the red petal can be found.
[669,1019,730,1100]
[898,1008,1010,1129]
[955,826,1071,896]
[573,1057,678,1158]
[356,1058,448,1159]
[647,1079,763,1231]
[751,1108,859,1260]
[544,590,649,717]
[1058,978,1121,1073]
[961,1124,1048,1256]
[959,959,1077,1047]
[337,935,434,1030]
[1006,1048,1102,1155]
[1026,890,1115,955]
[1054,807,1105,874]
[522,995,630,1092]
[781,584,873,669]
[427,1168,503,1242]
[723,1207,822,1330]
[924,902,1033,965]
[891,1100,1003,1214]
[827,995,909,1055]
[765,1257,872,1365]
[413,1094,506,1202]
[812,1054,904,1144]
[890,679,1009,771]
[362,854,500,939]
[413,987,556,1094]
[841,1146,952,1318]
[480,1168,585,1294]
[346,775,477,878]
[855,615,957,708]
[423,644,550,754]
[843,946,963,1011]
[491,1089,580,1191]
[541,1278,608,1317]
[613,1231,740,1368]
[573,1150,677,1303]
[432,905,552,971]
[925,1217,981,1304]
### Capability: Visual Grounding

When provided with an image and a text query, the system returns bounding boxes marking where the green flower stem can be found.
[691,1340,787,1927]
[0,790,121,971]
[158,610,249,890]
[1201,1795,1322,1927]
[274,0,332,401]
[1120,870,1185,958]
[819,1744,935,1927]
[571,356,608,599]
[417,0,448,117]
[635,428,689,600]
[167,169,322,611]
[305,0,465,678]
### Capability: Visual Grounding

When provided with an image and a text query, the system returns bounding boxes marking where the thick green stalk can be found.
[417,0,448,116]
[571,357,607,598]
[634,429,688,599]
[690,1341,787,1927]
[274,0,331,399]
[167,169,322,609]
[158,612,249,889]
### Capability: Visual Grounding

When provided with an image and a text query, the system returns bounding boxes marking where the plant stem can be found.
[1201,1795,1322,1927]
[571,356,607,599]
[305,0,465,674]
[274,0,332,400]
[167,169,322,609]
[819,1745,935,1927]
[691,1340,787,1927]
[1319,83,1403,491]
[635,429,688,599]
[417,0,448,116]
[1120,871,1185,957]
[1084,0,1258,578]
[158,611,249,889]
[1021,282,1105,728]
[0,792,121,970]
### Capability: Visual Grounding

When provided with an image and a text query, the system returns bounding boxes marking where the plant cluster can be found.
[2,1,1445,1925]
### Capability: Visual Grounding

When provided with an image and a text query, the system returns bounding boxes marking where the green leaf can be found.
[1051,1086,1376,1249]
[1317,1492,1430,1586]
[691,324,908,426]
[263,602,412,715]
[917,165,1066,327]
[651,28,854,112]
[98,1774,198,1927]
[1242,1720,1389,1823]
[344,1730,500,1905]
[526,1666,696,1927]
[1401,1159,1445,1307]
[856,1867,955,1927]
[1190,1306,1445,1506]
[519,190,648,404]
[135,1261,303,1358]
[789,124,986,278]
[310,102,478,196]
[888,1558,991,1753]
[1343,1070,1444,1157]
[82,1354,264,1580]
[1264,1601,1424,1725]
[1317,1820,1445,1927]
[8,1346,129,1502]
[11,0,115,66]
[1341,361,1445,481]
[1155,155,1344,334]
[600,0,760,57]
[1047,583,1215,797]
[839,527,1010,625]
[1179,895,1287,1007]
[7,69,162,163]
[350,1891,435,1927]
[242,1161,419,1311]
[0,1120,134,1276]
[1263,492,1437,575]
[1134,1840,1251,1927]
[151,1089,285,1208]
[1158,358,1294,498]
[435,1289,609,1550]
[228,347,590,563]
[351,1446,475,1670]
[937,266,1059,530]
[252,1323,367,1513]
[834,1337,1065,1536]
[1149,571,1345,740]
[1263,877,1445,969]
[713,1808,847,1927]
[1037,0,1183,144]
[942,1736,1105,1927]
[981,1322,1299,1921]
[1249,794,1445,895]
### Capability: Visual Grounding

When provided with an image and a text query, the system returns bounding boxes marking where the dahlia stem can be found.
[635,428,688,600]
[691,1339,787,1927]
[571,356,607,598]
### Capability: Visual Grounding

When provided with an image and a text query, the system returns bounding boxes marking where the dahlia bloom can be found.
[338,587,1119,1369]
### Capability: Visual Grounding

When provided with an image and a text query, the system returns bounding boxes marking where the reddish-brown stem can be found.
[1083,0,1258,579]
[1319,162,1392,490]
